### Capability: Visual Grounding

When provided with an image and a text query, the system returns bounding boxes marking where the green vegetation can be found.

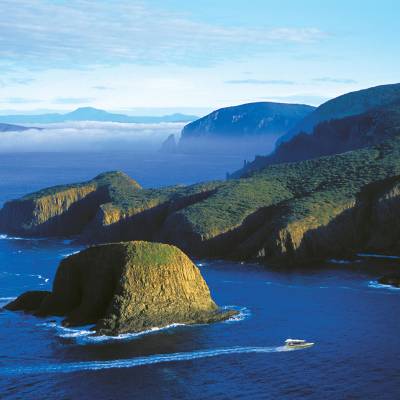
[3,137,400,261]
[174,139,400,238]
[19,171,141,202]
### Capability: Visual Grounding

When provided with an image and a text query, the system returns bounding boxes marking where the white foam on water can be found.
[38,319,187,344]
[60,251,80,258]
[0,296,16,307]
[0,234,42,241]
[368,280,400,291]
[357,253,400,260]
[36,305,249,344]
[27,274,49,283]
[327,259,352,265]
[0,345,297,375]
[223,306,251,323]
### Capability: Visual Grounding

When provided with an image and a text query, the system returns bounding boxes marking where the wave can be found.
[37,305,250,344]
[368,280,400,291]
[0,296,16,306]
[54,322,186,344]
[357,253,400,260]
[223,306,251,323]
[0,345,295,375]
[0,271,49,283]
[60,250,80,258]
[327,259,353,265]
[0,234,31,241]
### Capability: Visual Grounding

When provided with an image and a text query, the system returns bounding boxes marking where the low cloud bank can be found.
[0,121,185,152]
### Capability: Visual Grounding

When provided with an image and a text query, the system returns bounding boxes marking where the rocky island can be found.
[5,241,235,334]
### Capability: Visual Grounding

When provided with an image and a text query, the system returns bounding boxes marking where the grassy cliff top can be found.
[175,138,400,238]
[18,171,141,202]
[6,137,400,243]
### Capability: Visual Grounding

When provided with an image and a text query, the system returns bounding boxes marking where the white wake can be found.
[1,345,296,375]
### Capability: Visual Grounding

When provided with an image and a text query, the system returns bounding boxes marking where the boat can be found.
[284,339,314,349]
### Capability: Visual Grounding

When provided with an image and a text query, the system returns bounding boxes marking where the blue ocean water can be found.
[0,152,399,399]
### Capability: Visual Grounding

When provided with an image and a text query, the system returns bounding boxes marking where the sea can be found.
[0,151,399,400]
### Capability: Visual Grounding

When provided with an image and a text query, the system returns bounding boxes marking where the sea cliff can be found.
[5,241,235,334]
[1,139,400,265]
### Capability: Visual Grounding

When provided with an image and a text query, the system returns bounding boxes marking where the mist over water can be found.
[0,122,185,152]
[177,134,281,159]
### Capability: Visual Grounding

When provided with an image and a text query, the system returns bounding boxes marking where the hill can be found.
[0,107,197,124]
[232,101,400,177]
[279,82,400,143]
[0,122,35,132]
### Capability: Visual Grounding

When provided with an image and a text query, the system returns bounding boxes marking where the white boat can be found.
[284,339,314,349]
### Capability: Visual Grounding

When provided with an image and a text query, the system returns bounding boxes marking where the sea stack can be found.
[5,241,236,334]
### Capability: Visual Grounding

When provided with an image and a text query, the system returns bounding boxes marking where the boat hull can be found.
[285,343,314,349]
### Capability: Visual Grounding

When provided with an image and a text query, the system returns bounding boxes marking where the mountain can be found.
[2,137,400,265]
[176,102,315,155]
[0,107,198,124]
[0,122,34,132]
[279,82,400,143]
[232,101,400,178]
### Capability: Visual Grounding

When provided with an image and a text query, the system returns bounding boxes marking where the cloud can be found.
[53,97,95,104]
[0,97,43,104]
[92,86,113,91]
[225,79,295,85]
[313,77,357,84]
[0,77,35,87]
[0,0,326,69]
[0,121,185,152]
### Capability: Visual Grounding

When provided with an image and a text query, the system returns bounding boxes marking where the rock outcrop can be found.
[5,241,235,334]
[159,134,177,153]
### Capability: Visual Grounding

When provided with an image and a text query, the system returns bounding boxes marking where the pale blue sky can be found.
[0,0,398,114]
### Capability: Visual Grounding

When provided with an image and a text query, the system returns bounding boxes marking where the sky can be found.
[0,0,399,115]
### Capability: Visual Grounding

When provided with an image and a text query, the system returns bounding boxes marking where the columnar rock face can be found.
[5,241,235,334]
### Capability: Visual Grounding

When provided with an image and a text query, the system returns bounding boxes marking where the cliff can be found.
[2,138,400,265]
[5,241,235,334]
[232,101,400,178]
[177,102,314,155]
[0,171,141,236]
[279,82,400,143]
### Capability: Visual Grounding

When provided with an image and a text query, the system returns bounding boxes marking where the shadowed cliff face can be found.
[177,101,314,155]
[279,82,400,143]
[5,241,236,334]
[232,102,400,178]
